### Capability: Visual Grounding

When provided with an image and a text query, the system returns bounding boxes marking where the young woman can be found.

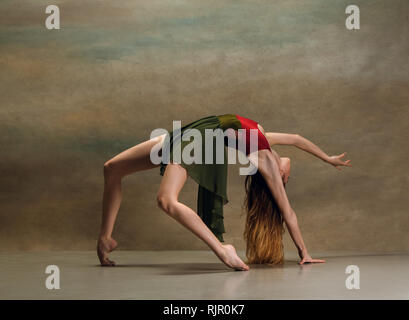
[97,114,351,271]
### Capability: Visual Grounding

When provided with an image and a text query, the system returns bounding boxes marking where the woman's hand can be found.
[327,152,352,170]
[298,251,326,265]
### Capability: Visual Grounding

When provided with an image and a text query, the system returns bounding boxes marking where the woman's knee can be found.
[103,160,122,178]
[104,160,114,176]
[156,194,178,216]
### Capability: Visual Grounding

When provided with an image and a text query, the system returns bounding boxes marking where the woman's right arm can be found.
[254,151,325,264]
[265,132,352,170]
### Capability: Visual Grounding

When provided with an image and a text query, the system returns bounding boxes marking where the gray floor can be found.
[0,251,408,299]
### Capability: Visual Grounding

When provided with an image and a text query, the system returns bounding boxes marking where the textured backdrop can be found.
[1,0,408,254]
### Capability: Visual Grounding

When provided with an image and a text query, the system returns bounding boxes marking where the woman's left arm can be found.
[265,132,352,170]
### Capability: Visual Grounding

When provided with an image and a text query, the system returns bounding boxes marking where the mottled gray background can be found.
[1,0,408,254]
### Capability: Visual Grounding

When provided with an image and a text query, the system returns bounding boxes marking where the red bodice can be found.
[235,114,271,155]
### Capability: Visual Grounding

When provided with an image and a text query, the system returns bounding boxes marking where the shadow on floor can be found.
[92,260,300,275]
[93,262,235,275]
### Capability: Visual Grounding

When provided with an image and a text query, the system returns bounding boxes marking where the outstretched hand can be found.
[327,152,352,170]
[298,252,326,265]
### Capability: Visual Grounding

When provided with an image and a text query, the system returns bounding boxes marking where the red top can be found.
[235,114,271,155]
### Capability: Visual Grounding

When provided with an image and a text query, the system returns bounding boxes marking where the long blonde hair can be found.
[243,171,285,264]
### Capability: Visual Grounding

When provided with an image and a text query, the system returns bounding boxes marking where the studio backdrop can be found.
[1,0,408,254]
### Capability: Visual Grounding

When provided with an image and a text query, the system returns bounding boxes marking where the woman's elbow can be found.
[292,133,301,143]
[290,134,303,147]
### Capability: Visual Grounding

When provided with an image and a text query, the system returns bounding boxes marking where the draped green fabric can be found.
[159,114,241,242]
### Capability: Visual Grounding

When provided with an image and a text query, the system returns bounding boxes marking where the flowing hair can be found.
[243,171,285,264]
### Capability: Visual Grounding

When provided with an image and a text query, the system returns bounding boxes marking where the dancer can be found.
[97,114,351,270]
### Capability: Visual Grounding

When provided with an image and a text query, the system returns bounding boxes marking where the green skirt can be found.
[159,115,240,242]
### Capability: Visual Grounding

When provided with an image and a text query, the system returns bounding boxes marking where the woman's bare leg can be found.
[98,136,164,266]
[157,163,250,271]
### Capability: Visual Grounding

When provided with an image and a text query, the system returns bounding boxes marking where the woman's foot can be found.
[218,244,250,271]
[97,237,118,266]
